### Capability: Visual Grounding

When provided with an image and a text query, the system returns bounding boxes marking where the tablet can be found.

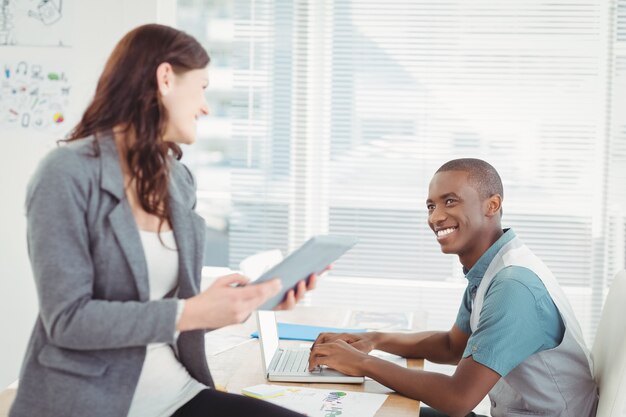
[253,235,358,310]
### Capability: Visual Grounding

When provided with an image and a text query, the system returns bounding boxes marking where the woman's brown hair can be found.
[65,23,210,229]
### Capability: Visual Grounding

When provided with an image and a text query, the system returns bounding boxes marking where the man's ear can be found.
[485,194,502,218]
[156,62,174,96]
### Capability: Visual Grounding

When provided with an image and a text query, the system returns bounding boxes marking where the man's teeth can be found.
[437,227,456,237]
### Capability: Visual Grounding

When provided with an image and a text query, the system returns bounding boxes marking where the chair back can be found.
[592,270,626,417]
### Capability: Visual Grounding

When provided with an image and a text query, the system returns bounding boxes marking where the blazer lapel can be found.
[99,134,150,301]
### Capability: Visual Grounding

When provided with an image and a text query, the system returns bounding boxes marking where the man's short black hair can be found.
[435,158,503,200]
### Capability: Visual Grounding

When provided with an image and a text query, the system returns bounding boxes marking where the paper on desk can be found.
[204,328,254,357]
[250,323,366,341]
[243,384,387,417]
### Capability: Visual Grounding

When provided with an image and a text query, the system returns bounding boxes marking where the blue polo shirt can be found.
[455,229,565,377]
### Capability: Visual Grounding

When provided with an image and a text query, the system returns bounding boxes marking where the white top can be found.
[127,230,206,417]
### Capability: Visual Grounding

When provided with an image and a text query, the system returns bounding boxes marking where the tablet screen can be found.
[254,235,358,310]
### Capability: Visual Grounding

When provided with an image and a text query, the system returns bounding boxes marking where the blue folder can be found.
[250,323,366,341]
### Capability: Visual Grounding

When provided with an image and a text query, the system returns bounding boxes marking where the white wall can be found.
[0,0,175,388]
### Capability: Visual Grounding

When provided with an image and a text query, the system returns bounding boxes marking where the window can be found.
[177,0,626,343]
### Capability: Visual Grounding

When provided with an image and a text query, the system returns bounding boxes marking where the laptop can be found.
[255,310,365,383]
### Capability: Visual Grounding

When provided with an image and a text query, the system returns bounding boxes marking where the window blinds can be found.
[177,0,624,343]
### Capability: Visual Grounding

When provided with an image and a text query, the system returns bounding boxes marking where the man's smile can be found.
[435,226,458,240]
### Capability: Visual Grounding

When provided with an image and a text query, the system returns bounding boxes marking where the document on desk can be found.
[204,327,254,357]
[242,384,387,417]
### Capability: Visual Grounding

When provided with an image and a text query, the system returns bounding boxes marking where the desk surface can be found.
[0,307,423,417]
[207,306,422,417]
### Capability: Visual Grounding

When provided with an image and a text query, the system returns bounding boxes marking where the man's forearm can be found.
[374,331,462,364]
[359,356,473,417]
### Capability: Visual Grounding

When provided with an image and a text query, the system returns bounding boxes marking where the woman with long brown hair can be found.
[10,24,313,417]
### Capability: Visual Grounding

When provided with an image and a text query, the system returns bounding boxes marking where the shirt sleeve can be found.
[462,267,560,377]
[455,286,473,334]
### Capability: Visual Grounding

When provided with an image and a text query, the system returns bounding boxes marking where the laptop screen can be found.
[256,310,279,372]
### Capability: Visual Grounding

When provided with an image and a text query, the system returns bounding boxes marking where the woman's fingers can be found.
[214,273,250,287]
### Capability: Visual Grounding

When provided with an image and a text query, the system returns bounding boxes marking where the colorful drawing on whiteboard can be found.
[0,60,70,130]
[1,0,71,47]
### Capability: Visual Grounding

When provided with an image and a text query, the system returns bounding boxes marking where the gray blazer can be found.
[10,133,213,417]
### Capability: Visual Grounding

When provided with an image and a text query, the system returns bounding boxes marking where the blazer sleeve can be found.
[26,147,179,350]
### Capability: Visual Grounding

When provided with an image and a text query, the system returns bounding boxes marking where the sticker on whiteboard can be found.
[0,60,71,131]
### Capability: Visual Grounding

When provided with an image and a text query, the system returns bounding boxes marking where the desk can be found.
[0,307,423,417]
[206,306,423,416]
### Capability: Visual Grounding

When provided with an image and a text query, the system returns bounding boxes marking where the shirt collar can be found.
[464,228,515,286]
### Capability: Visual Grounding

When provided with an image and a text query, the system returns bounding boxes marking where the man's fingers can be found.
[315,332,355,346]
[308,355,324,371]
[308,348,328,370]
[313,332,336,347]
[308,342,343,370]
[310,342,338,357]
[351,340,369,352]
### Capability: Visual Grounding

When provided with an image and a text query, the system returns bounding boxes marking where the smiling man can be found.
[308,158,598,417]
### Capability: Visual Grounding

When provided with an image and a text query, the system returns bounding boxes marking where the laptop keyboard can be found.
[275,349,310,373]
